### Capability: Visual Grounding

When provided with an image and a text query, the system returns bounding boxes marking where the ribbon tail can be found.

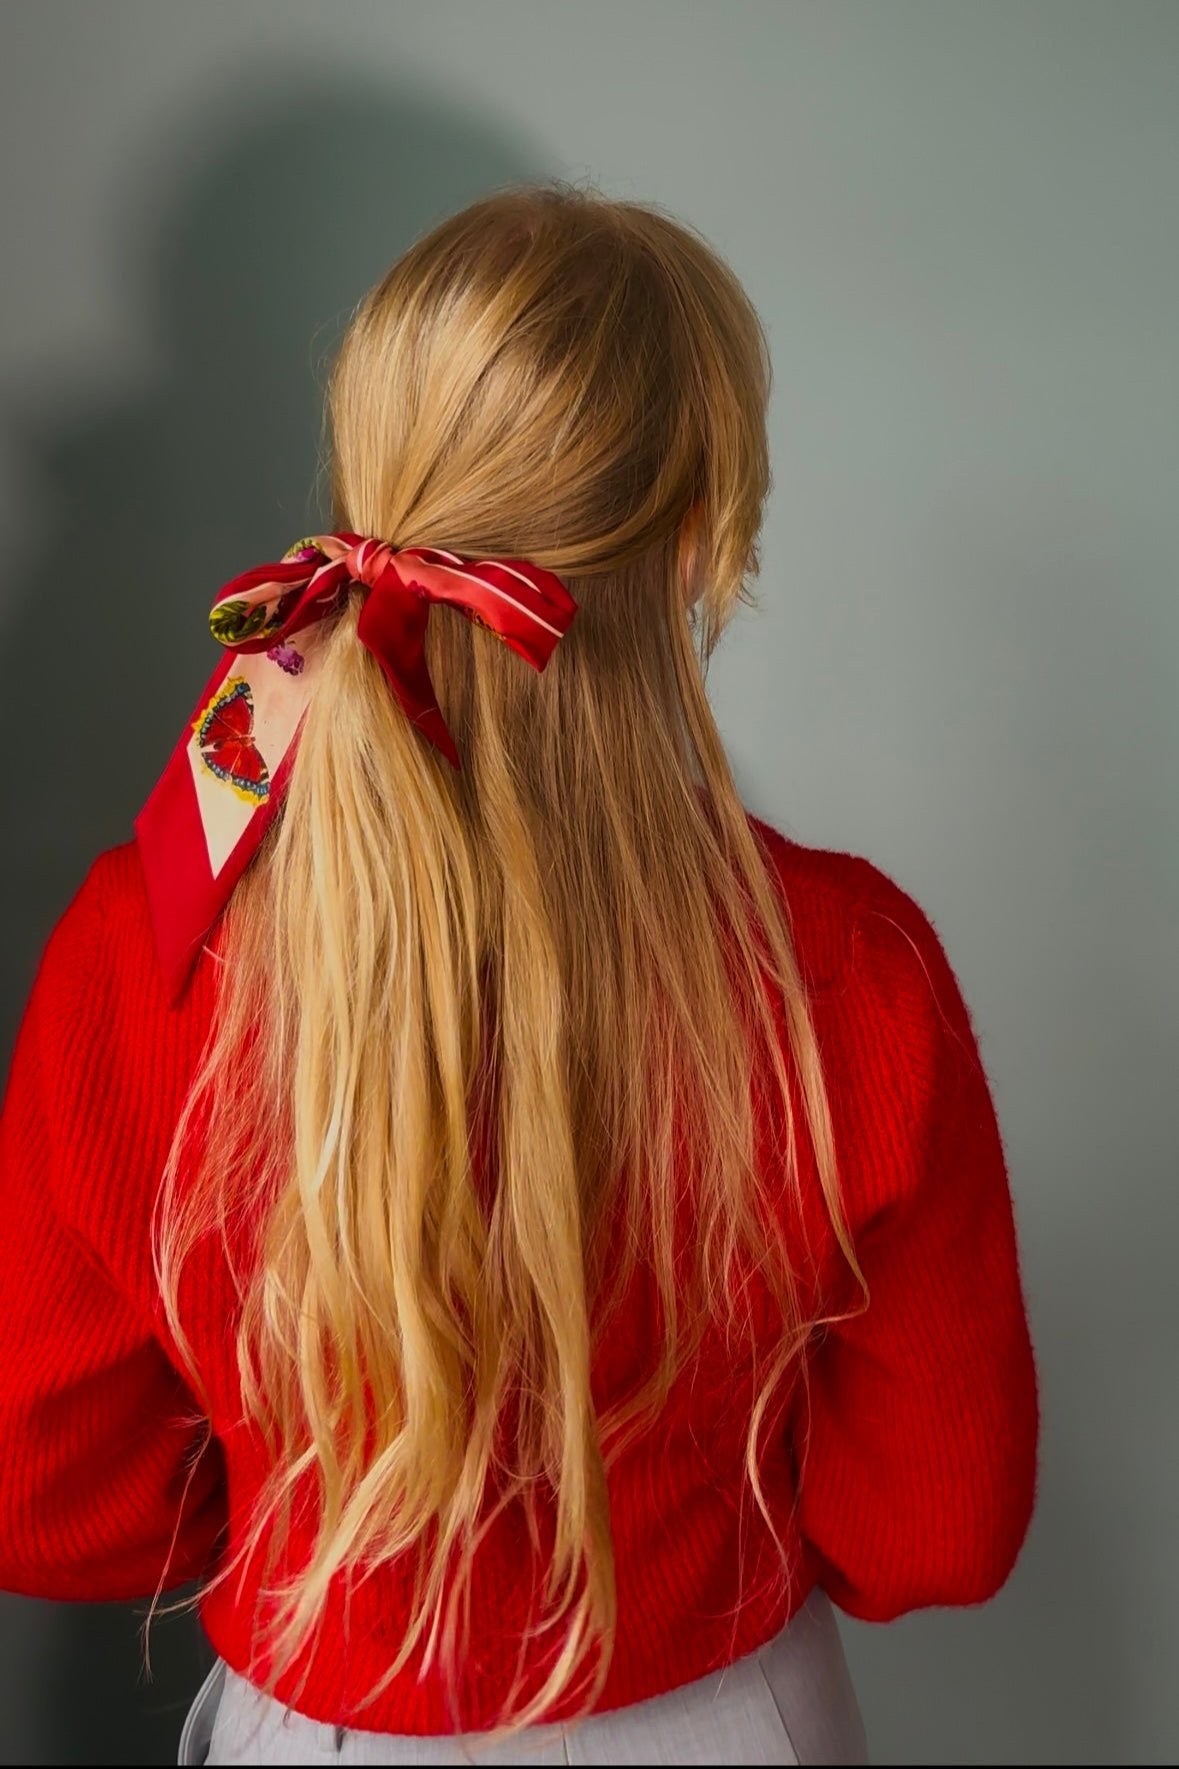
[135,642,319,999]
[357,575,462,769]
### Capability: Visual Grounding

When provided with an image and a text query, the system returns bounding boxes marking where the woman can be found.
[0,185,1038,1765]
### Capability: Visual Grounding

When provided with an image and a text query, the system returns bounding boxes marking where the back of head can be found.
[331,183,767,621]
[157,184,848,1735]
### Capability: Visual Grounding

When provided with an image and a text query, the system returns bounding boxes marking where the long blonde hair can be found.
[156,184,857,1735]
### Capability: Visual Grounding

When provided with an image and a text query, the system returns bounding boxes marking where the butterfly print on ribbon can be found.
[193,676,271,805]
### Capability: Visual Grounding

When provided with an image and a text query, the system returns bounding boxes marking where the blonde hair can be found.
[155,184,858,1737]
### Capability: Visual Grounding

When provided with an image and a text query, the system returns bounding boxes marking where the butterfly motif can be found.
[194,676,270,805]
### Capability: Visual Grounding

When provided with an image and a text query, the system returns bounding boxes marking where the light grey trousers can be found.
[178,1590,868,1766]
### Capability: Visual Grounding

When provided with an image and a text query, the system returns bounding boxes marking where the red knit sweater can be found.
[0,818,1038,1733]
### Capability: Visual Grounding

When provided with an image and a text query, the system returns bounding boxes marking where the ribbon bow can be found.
[134,532,577,999]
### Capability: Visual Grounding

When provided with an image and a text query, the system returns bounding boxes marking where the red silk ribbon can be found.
[134,532,577,999]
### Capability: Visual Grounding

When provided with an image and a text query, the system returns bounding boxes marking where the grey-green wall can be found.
[1,3,1175,1763]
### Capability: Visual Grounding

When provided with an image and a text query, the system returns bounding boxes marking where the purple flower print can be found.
[266,642,305,676]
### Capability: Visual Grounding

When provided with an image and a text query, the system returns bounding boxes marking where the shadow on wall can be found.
[0,65,541,1769]
[0,65,545,1058]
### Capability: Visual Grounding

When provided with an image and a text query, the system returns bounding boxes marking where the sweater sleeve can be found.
[0,863,226,1601]
[793,867,1039,1619]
